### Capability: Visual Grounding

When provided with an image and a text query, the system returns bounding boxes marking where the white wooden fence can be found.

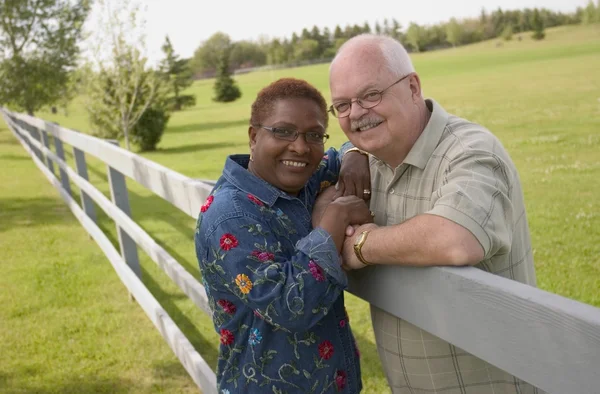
[3,107,600,394]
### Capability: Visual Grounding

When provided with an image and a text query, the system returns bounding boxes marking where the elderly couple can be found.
[195,34,543,394]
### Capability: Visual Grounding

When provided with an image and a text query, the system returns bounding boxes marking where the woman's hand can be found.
[317,195,374,253]
[335,151,371,201]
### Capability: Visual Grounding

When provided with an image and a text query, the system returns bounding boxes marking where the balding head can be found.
[330,34,415,80]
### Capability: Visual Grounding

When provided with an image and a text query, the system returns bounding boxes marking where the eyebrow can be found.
[332,82,379,102]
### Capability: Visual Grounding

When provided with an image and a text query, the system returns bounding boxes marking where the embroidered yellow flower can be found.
[320,181,331,192]
[235,274,253,294]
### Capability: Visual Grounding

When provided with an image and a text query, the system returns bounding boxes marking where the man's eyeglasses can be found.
[255,125,329,145]
[328,74,412,118]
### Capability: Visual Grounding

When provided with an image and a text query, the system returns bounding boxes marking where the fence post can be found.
[47,122,72,196]
[106,140,141,283]
[40,125,55,176]
[28,123,44,162]
[72,145,97,224]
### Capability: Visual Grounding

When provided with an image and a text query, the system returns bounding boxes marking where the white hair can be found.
[331,34,415,79]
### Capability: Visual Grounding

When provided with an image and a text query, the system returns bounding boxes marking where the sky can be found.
[87,0,589,66]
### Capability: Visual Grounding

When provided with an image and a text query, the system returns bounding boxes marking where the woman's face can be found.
[248,98,327,195]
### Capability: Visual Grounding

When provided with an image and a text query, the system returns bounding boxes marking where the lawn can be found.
[1,24,599,393]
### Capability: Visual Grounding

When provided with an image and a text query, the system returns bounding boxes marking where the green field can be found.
[1,24,599,393]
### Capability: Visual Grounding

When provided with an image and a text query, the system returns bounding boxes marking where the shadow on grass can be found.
[1,374,135,394]
[0,197,71,233]
[141,265,219,368]
[125,188,200,276]
[0,154,32,161]
[167,119,248,134]
[158,141,245,155]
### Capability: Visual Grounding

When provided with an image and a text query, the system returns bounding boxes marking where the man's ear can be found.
[409,73,423,99]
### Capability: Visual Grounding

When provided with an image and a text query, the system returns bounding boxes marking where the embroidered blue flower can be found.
[248,328,262,346]
[221,389,230,394]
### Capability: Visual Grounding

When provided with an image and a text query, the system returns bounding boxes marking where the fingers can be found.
[341,176,356,198]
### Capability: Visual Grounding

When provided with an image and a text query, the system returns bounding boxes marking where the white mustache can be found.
[350,117,384,132]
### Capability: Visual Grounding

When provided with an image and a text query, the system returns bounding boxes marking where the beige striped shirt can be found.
[368,99,543,394]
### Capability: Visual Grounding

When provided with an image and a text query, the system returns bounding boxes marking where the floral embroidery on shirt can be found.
[217,299,236,314]
[309,260,326,282]
[220,233,238,250]
[247,193,264,206]
[318,340,334,360]
[248,328,262,346]
[220,328,234,345]
[235,274,253,294]
[201,195,214,213]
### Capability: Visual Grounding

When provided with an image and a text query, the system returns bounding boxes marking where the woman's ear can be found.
[248,125,258,148]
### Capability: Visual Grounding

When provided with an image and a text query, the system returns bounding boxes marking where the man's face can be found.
[329,50,417,163]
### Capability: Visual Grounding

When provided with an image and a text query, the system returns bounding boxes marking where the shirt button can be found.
[390,189,395,194]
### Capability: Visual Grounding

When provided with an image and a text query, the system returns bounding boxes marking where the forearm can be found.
[361,214,484,266]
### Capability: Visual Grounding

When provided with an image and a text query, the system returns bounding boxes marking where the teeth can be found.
[358,122,382,132]
[282,161,307,167]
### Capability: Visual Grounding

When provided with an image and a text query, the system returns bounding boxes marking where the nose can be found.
[348,100,368,121]
[288,133,311,155]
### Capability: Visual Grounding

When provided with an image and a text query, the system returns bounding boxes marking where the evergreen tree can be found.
[159,36,195,111]
[531,9,546,40]
[213,49,241,103]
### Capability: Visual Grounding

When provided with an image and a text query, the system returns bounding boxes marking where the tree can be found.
[213,48,241,103]
[0,0,91,115]
[531,9,545,40]
[190,32,231,75]
[159,36,195,111]
[405,23,426,52]
[229,40,267,69]
[84,0,165,151]
[501,24,514,41]
[446,18,463,47]
[294,39,319,61]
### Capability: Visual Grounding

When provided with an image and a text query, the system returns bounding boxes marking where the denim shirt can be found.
[195,147,362,393]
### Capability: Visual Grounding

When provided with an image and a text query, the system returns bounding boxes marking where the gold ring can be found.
[370,211,375,217]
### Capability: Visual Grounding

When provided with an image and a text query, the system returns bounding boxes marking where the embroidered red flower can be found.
[217,299,236,314]
[335,370,347,391]
[252,250,275,262]
[339,319,346,328]
[200,195,214,212]
[308,260,325,282]
[220,233,238,250]
[247,194,264,206]
[318,340,334,360]
[220,328,234,345]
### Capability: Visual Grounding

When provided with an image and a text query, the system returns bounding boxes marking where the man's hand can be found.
[341,223,379,271]
[335,151,370,201]
[312,186,338,228]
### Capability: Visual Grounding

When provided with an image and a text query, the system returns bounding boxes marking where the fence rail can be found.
[3,107,600,394]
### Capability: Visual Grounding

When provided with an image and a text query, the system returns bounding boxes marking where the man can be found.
[328,34,543,393]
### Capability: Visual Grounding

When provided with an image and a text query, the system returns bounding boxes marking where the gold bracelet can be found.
[353,230,373,266]
[343,147,369,158]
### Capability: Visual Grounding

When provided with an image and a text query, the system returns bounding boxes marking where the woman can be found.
[195,78,372,393]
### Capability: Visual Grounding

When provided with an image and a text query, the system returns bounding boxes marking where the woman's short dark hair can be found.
[250,78,329,129]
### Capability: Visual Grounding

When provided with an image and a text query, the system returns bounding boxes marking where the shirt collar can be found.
[222,154,298,206]
[403,98,449,170]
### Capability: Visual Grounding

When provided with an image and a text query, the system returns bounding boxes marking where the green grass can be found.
[1,24,599,393]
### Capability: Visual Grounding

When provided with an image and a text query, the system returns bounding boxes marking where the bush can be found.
[130,106,170,151]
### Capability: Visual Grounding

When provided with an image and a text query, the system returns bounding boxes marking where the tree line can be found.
[1,1,599,152]
[190,3,600,77]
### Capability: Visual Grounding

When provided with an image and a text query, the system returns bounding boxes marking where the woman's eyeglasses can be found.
[255,125,329,145]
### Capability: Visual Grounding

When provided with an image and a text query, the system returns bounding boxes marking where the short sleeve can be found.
[427,151,514,259]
